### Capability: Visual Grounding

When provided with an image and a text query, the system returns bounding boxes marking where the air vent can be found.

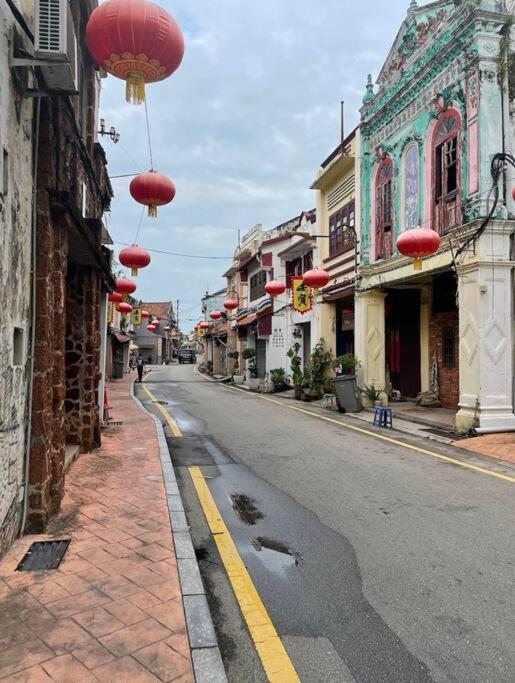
[36,0,65,54]
[327,176,355,211]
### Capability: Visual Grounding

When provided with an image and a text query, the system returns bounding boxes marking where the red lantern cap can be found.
[396,227,441,270]
[200,322,209,330]
[119,245,151,276]
[210,310,222,320]
[265,280,286,297]
[108,291,123,303]
[86,0,185,104]
[130,171,176,217]
[141,309,149,319]
[117,302,133,314]
[223,299,238,311]
[302,268,330,290]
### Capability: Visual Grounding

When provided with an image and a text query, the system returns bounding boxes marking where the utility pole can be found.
[176,299,179,331]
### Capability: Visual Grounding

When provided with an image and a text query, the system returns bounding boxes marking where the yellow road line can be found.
[141,384,182,437]
[248,393,515,484]
[194,365,514,482]
[189,466,300,683]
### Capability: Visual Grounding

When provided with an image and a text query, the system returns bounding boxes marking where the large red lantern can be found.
[141,309,149,319]
[163,325,171,332]
[147,324,157,332]
[119,246,151,276]
[223,299,238,311]
[302,268,330,293]
[130,171,176,217]
[210,310,222,320]
[200,322,209,330]
[86,0,185,104]
[265,280,286,298]
[397,227,441,270]
[108,292,123,303]
[117,302,133,314]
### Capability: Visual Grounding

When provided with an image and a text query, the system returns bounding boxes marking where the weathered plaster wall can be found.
[0,1,34,557]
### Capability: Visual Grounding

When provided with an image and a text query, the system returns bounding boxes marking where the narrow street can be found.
[136,365,515,683]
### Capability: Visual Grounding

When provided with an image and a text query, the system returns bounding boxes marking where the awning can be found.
[112,332,131,343]
[236,314,257,327]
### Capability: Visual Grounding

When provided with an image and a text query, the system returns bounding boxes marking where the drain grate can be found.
[17,540,71,571]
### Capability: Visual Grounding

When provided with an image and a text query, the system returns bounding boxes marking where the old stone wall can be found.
[65,266,102,450]
[0,1,35,557]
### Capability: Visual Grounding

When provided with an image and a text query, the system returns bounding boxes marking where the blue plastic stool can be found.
[373,406,393,428]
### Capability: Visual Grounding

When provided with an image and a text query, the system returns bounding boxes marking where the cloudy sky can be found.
[100,0,411,329]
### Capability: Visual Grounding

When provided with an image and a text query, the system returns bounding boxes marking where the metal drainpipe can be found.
[20,96,41,536]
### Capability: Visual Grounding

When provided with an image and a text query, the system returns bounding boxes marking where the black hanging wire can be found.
[133,205,146,244]
[144,98,154,170]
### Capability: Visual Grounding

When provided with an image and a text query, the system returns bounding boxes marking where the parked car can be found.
[178,349,196,364]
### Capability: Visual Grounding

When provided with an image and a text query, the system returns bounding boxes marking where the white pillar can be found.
[456,223,515,432]
[355,290,386,390]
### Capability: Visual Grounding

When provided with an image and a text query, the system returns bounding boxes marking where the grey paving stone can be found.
[170,510,189,532]
[184,595,218,648]
[178,558,205,595]
[192,647,227,683]
[167,494,184,511]
[174,532,196,559]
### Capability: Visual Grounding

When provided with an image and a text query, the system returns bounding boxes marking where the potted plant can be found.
[206,360,213,375]
[332,353,362,413]
[361,383,385,408]
[307,339,333,399]
[270,368,287,392]
[242,348,259,389]
[228,350,244,384]
[287,343,303,400]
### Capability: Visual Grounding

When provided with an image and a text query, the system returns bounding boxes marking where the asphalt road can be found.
[136,364,515,683]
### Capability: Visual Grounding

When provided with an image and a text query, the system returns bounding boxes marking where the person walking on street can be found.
[136,355,145,382]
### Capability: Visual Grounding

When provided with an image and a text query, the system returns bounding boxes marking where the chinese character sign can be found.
[291,277,312,314]
[131,307,142,326]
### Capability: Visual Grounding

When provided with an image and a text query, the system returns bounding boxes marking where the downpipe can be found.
[20,96,40,536]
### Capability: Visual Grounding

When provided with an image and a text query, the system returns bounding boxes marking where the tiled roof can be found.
[141,301,173,319]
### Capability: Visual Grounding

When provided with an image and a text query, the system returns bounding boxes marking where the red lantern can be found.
[117,302,133,314]
[210,310,222,320]
[223,299,238,311]
[119,246,151,276]
[397,227,441,270]
[130,171,176,217]
[200,322,209,330]
[86,0,185,104]
[115,278,137,302]
[147,324,157,332]
[163,325,171,332]
[141,309,149,319]
[108,292,123,303]
[265,280,286,297]
[302,269,330,291]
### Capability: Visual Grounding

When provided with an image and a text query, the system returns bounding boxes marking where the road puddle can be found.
[251,536,302,574]
[230,493,264,525]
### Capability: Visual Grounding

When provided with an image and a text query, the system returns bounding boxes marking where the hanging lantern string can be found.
[133,205,146,244]
[144,99,154,170]
[114,240,233,259]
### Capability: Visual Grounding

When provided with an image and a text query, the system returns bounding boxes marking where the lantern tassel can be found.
[413,258,422,271]
[125,73,146,105]
[131,267,138,276]
[148,205,158,218]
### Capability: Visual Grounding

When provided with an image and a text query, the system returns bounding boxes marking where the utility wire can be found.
[133,205,146,244]
[144,99,154,170]
[114,240,233,259]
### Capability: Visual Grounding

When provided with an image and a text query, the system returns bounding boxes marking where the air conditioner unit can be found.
[34,0,78,93]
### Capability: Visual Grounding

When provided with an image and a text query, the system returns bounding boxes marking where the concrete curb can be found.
[130,380,227,683]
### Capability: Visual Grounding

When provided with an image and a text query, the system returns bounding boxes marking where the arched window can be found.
[432,110,461,234]
[375,158,393,260]
[403,144,419,230]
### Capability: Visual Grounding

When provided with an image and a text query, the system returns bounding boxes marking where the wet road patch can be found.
[230,493,264,525]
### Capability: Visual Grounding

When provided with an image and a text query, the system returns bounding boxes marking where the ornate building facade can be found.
[355,0,515,432]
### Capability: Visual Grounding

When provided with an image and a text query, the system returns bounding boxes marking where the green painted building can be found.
[354,0,515,432]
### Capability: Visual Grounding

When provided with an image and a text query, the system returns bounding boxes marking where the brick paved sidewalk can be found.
[454,432,515,464]
[0,372,194,682]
